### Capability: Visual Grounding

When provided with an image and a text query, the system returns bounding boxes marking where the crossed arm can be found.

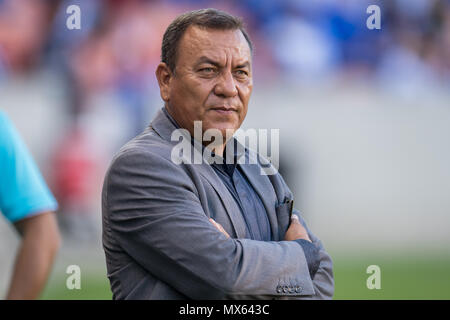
[210,212,334,300]
[105,150,333,299]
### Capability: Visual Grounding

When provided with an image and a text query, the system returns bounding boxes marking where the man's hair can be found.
[161,8,253,72]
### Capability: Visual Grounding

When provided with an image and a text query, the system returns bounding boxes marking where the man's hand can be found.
[209,218,230,238]
[284,214,312,242]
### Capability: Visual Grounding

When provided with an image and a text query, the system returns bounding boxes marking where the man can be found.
[102,8,333,300]
[0,111,61,299]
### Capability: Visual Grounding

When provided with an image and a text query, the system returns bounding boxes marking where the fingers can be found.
[209,218,217,226]
[209,218,230,238]
[291,214,300,224]
[286,214,312,242]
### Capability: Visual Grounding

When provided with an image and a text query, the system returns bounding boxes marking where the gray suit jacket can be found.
[102,108,334,300]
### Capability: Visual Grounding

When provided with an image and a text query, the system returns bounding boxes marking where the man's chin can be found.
[210,121,238,131]
[200,122,237,139]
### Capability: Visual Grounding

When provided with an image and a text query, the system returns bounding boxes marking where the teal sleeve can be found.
[0,111,58,222]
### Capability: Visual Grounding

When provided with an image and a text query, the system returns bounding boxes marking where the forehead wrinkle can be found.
[179,26,251,68]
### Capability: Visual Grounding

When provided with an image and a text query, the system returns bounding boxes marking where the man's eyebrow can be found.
[235,61,250,69]
[195,57,251,69]
[195,56,222,67]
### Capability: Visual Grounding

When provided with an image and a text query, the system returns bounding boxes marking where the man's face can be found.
[159,26,253,140]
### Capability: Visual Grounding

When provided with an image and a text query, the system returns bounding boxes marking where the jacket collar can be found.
[150,107,179,144]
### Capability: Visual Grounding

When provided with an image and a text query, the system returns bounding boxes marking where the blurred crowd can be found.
[1,0,449,240]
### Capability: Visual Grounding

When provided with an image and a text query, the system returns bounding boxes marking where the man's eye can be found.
[235,70,248,76]
[199,67,215,73]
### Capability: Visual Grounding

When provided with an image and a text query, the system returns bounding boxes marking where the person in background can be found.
[0,110,61,299]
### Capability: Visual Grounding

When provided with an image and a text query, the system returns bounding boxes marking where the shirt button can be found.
[276,286,282,293]
[288,285,294,293]
[295,286,303,293]
[283,285,289,293]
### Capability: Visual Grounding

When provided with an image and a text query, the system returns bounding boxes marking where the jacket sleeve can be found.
[281,209,334,300]
[104,149,317,299]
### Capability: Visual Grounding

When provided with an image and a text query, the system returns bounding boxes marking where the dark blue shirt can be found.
[162,107,319,278]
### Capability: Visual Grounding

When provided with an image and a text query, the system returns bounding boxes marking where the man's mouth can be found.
[210,106,237,114]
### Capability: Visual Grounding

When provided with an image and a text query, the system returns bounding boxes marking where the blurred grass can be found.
[41,272,112,300]
[333,251,450,299]
[40,252,450,300]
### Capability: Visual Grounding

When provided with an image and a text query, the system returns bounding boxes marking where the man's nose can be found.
[214,71,238,98]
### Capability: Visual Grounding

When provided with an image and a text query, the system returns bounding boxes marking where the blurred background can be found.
[0,0,449,299]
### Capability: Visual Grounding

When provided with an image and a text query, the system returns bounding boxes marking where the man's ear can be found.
[155,62,173,102]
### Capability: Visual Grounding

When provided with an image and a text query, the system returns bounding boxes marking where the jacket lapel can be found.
[237,152,280,241]
[196,163,248,238]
